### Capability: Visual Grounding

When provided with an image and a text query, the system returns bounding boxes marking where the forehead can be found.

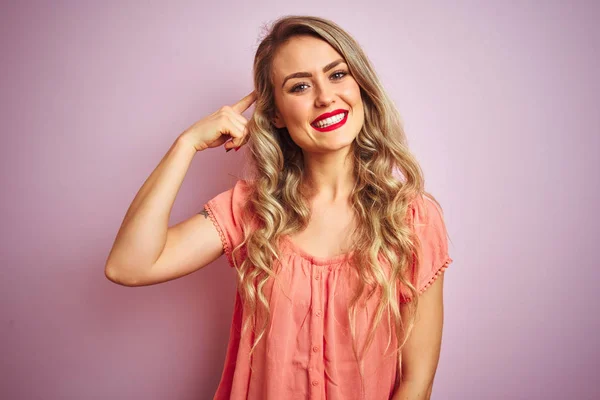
[272,36,344,82]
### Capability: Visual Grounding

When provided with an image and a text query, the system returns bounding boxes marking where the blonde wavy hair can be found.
[230,15,429,382]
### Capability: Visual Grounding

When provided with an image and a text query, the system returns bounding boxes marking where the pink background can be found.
[1,1,598,399]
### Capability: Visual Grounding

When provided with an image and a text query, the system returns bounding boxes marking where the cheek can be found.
[342,81,363,107]
[283,97,313,124]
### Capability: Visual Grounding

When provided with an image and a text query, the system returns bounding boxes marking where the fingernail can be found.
[234,146,241,152]
[226,148,232,153]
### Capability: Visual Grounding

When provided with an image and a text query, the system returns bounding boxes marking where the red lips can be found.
[311,109,348,125]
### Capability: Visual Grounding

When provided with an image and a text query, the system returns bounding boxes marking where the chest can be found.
[287,204,357,259]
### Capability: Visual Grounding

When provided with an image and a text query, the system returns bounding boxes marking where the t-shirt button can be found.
[315,310,322,317]
[312,380,319,386]
[312,346,319,352]
[314,275,320,280]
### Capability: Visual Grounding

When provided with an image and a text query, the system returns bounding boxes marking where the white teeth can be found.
[314,112,345,128]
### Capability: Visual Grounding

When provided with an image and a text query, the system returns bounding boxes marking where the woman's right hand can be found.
[180,91,257,152]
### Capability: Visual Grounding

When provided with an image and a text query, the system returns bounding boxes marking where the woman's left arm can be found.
[392,273,445,400]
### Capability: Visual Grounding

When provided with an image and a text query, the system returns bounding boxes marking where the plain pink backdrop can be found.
[1,1,598,399]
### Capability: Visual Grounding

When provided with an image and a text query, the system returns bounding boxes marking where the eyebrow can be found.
[281,58,346,88]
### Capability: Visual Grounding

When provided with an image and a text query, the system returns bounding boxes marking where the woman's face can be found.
[271,35,364,154]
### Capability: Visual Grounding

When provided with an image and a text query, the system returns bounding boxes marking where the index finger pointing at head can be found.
[232,91,257,114]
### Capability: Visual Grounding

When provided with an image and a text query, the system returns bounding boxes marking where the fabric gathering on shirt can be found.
[203,179,453,400]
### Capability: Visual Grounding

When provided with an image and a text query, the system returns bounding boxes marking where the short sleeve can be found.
[203,180,251,268]
[399,194,453,302]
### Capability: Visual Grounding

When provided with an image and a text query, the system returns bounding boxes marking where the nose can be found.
[314,81,335,108]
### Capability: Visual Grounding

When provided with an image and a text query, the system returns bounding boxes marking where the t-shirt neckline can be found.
[280,235,355,266]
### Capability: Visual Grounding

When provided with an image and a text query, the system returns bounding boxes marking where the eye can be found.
[331,70,348,80]
[289,70,348,93]
[290,83,309,93]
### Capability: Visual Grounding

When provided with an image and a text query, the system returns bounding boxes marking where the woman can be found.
[105,15,452,400]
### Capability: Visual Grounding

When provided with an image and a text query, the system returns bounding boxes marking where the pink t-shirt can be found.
[204,179,452,400]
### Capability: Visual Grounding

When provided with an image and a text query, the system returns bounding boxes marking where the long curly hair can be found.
[230,15,428,382]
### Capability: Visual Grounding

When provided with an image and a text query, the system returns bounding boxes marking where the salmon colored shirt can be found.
[204,180,452,400]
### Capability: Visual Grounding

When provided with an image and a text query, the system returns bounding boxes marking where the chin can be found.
[319,136,358,153]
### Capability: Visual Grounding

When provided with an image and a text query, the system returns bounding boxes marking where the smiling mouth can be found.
[311,111,349,132]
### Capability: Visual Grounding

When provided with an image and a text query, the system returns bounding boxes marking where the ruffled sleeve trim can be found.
[399,193,453,304]
[204,200,235,268]
[400,257,452,304]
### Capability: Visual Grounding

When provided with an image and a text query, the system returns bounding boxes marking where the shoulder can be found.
[407,192,450,260]
[230,179,253,202]
[409,192,446,228]
[204,179,256,234]
[208,179,253,208]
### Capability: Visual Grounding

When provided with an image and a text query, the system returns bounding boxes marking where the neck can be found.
[301,147,355,204]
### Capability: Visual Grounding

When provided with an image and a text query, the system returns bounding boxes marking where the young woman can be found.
[105,15,452,400]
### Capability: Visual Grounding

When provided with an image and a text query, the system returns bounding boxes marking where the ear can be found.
[272,111,286,129]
